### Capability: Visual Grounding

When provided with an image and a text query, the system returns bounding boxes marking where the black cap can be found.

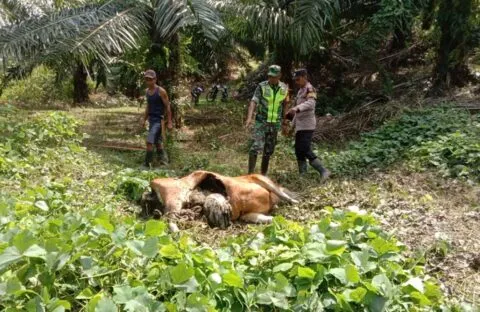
[293,68,308,78]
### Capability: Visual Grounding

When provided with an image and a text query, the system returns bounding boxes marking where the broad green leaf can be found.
[424,282,442,301]
[124,300,147,312]
[170,262,194,284]
[176,277,199,293]
[367,294,387,312]
[125,240,144,256]
[25,297,44,312]
[23,244,47,259]
[273,262,293,273]
[345,287,367,303]
[303,242,327,262]
[77,288,95,299]
[94,218,114,233]
[95,297,117,312]
[325,240,346,256]
[12,230,36,253]
[257,290,290,309]
[328,268,347,284]
[34,200,49,212]
[145,220,166,237]
[410,291,432,306]
[372,274,393,297]
[160,244,182,259]
[370,237,399,255]
[403,277,424,293]
[142,237,158,258]
[186,293,211,310]
[345,264,360,283]
[48,299,71,312]
[113,285,134,304]
[0,247,22,271]
[351,250,377,273]
[297,266,316,280]
[88,294,103,312]
[6,277,23,294]
[223,271,243,288]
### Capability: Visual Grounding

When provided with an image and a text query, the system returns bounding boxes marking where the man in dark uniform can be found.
[141,69,173,168]
[286,68,330,178]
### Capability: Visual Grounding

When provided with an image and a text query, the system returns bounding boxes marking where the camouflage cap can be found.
[144,69,156,79]
[267,65,281,77]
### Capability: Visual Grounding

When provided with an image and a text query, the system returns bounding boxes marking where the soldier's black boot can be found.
[310,158,330,179]
[260,155,270,176]
[298,160,308,175]
[248,153,257,174]
[144,150,154,168]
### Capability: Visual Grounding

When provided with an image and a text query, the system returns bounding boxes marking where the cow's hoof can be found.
[203,194,232,229]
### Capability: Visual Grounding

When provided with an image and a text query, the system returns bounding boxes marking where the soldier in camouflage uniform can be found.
[245,65,289,175]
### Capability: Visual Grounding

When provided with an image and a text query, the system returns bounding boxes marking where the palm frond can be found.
[0,0,149,64]
[152,0,224,41]
[290,0,341,55]
[240,3,292,44]
[0,0,33,25]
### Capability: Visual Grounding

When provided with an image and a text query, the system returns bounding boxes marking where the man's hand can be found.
[286,107,298,119]
[167,120,173,130]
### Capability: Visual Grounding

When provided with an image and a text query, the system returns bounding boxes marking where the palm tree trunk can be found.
[275,48,293,90]
[73,62,89,104]
[167,33,182,128]
[429,0,473,96]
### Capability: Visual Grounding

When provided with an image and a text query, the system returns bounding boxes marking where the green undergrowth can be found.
[1,106,476,311]
[0,66,76,106]
[322,105,480,181]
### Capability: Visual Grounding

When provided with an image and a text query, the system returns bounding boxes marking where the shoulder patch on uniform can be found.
[259,81,269,86]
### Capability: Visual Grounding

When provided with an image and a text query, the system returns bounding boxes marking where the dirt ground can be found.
[72,101,480,305]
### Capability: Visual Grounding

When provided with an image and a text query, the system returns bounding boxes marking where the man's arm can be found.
[293,86,316,113]
[159,88,173,129]
[245,101,257,127]
[141,90,149,127]
[245,85,261,128]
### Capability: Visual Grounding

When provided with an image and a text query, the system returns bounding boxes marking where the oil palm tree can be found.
[0,0,224,103]
[217,0,342,85]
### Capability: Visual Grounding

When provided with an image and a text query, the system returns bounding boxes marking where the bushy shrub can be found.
[114,168,171,201]
[410,123,480,180]
[322,106,474,175]
[0,106,82,176]
[0,66,73,105]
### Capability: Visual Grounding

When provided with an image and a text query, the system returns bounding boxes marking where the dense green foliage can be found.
[0,66,75,106]
[0,108,456,311]
[411,123,480,179]
[322,106,479,179]
[2,0,479,104]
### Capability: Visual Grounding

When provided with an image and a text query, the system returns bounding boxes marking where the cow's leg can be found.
[240,213,273,224]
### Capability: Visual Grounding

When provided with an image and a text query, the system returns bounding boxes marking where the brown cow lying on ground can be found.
[140,170,298,229]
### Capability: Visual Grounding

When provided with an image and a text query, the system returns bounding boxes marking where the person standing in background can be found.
[141,69,173,168]
[286,69,330,178]
[245,65,290,176]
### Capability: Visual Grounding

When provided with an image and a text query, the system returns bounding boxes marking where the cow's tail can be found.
[249,175,299,204]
